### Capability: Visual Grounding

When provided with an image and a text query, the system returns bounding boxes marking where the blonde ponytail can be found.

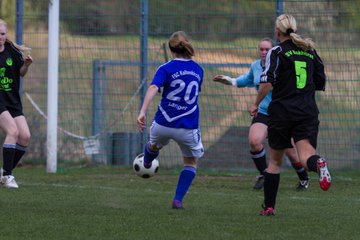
[289,32,315,51]
[276,14,315,51]
[6,39,32,58]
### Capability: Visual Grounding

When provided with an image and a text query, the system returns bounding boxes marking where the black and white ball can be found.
[133,153,159,178]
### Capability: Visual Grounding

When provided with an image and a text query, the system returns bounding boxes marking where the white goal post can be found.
[47,0,59,173]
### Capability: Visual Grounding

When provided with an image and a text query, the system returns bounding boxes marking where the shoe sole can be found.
[4,185,19,189]
[260,213,275,216]
[172,206,184,210]
[318,160,331,191]
[259,210,275,216]
[1,182,19,188]
[172,200,184,209]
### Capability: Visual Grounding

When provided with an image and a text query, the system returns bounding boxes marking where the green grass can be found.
[2,166,360,240]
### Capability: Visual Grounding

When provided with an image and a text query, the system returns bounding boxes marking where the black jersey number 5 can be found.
[295,61,307,89]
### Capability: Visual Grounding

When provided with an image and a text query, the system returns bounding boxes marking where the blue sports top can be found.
[234,59,272,116]
[151,58,204,129]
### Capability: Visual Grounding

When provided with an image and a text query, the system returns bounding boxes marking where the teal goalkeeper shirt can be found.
[235,59,272,116]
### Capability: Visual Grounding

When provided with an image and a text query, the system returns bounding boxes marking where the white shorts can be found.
[149,121,204,158]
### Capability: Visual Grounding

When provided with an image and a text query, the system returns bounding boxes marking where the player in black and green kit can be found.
[0,19,33,188]
[249,14,331,216]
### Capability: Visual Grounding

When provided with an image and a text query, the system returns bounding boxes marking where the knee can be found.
[7,126,19,140]
[267,159,282,173]
[249,137,263,151]
[18,131,31,146]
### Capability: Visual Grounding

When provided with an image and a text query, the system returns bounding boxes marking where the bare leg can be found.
[249,122,268,189]
[295,139,331,191]
[12,116,31,168]
[285,139,309,190]
[0,111,18,175]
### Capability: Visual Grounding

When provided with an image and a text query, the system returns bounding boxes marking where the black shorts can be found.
[0,104,24,118]
[251,112,269,126]
[268,116,319,150]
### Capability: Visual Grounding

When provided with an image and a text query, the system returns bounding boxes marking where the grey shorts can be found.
[149,121,204,158]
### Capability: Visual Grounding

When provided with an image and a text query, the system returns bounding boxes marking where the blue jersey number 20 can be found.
[166,79,199,105]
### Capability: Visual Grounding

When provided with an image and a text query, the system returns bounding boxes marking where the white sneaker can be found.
[1,175,19,189]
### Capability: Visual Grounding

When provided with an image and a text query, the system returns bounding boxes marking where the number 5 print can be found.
[295,61,307,89]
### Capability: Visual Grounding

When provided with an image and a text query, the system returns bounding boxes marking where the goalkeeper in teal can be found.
[213,38,309,191]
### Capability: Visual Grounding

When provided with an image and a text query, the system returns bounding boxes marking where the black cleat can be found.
[296,179,310,191]
[253,175,264,190]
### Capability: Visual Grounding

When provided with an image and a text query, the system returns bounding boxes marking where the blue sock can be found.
[174,166,197,202]
[143,144,159,166]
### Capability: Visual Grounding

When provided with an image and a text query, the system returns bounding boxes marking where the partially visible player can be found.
[249,14,331,216]
[137,31,204,209]
[213,38,309,191]
[0,19,33,188]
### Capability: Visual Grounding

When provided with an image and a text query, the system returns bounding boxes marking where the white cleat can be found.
[317,158,331,191]
[1,175,19,189]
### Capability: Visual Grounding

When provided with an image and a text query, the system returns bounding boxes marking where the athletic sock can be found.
[174,166,196,202]
[306,155,321,172]
[2,144,16,176]
[263,172,280,209]
[12,143,27,170]
[291,162,309,181]
[143,144,159,168]
[250,148,267,175]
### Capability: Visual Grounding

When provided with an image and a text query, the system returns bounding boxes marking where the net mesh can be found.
[11,0,360,169]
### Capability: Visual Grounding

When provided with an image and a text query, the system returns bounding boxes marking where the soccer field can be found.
[2,166,360,240]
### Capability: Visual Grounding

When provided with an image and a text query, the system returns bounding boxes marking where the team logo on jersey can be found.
[0,67,13,91]
[6,58,13,66]
[0,67,5,77]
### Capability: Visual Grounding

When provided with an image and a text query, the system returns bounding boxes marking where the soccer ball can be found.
[133,153,159,178]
